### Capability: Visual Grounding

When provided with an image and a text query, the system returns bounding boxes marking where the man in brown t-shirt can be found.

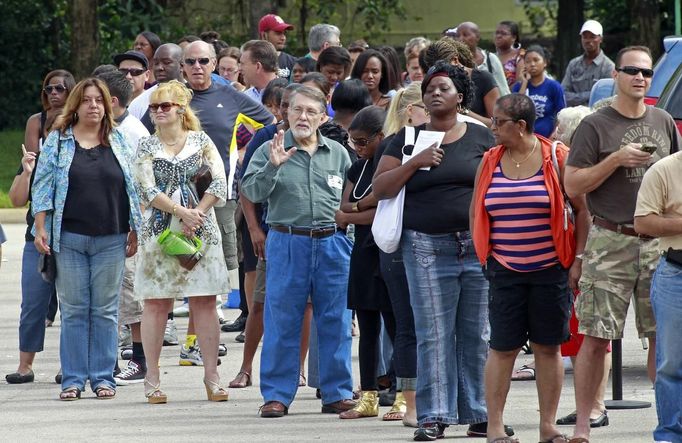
[564,45,680,442]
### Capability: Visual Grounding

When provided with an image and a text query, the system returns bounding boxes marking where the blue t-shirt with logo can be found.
[513,77,566,138]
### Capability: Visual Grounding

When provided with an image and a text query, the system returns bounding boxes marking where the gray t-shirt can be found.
[190,82,273,182]
[567,105,680,223]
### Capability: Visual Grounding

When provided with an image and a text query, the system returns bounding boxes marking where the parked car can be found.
[588,36,682,108]
[655,63,682,134]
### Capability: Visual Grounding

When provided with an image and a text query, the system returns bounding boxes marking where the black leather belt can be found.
[270,225,341,238]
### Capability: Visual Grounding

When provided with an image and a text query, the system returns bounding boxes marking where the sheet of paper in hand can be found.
[412,130,445,171]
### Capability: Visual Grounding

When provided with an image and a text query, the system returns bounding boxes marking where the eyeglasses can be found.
[185,57,211,66]
[44,85,67,94]
[491,117,517,127]
[289,106,323,118]
[119,68,147,77]
[350,133,379,147]
[148,102,180,113]
[220,68,239,74]
[616,66,654,78]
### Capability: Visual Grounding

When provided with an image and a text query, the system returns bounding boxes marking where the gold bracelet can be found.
[172,204,178,217]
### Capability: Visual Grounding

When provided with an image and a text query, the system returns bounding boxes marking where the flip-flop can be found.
[511,364,536,381]
[539,434,568,443]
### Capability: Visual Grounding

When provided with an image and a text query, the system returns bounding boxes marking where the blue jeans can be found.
[402,230,489,426]
[651,258,682,442]
[20,241,57,352]
[55,231,127,391]
[380,249,417,390]
[261,230,353,407]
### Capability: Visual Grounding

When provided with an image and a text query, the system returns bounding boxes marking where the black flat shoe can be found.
[556,412,577,425]
[6,370,34,384]
[556,411,608,428]
[467,421,515,437]
[590,411,609,428]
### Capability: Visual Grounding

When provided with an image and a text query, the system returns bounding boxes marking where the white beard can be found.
[291,126,314,140]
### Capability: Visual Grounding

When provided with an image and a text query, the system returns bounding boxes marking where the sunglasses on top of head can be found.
[184,57,211,66]
[616,66,654,78]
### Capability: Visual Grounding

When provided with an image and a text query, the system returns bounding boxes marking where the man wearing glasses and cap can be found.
[113,50,150,101]
[561,20,615,106]
[259,14,297,79]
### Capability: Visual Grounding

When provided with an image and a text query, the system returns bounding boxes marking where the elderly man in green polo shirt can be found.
[241,85,355,418]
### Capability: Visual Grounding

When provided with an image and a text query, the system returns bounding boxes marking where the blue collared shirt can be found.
[31,127,144,252]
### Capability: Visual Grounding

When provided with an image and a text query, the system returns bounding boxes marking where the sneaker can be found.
[115,360,146,386]
[414,423,446,441]
[179,344,222,366]
[235,331,245,343]
[118,325,132,347]
[218,343,227,357]
[179,344,203,366]
[163,319,179,346]
[173,301,189,317]
[120,347,132,360]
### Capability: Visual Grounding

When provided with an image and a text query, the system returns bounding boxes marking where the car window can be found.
[659,66,682,120]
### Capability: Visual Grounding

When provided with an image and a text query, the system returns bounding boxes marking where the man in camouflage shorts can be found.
[564,46,680,442]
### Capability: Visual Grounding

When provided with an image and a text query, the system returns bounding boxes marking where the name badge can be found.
[327,174,343,190]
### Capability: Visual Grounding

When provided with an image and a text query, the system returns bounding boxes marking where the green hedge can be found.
[0,130,26,208]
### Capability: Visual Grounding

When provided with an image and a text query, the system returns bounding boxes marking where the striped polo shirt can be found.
[484,164,559,272]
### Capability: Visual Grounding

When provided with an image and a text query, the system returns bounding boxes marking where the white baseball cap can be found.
[579,20,603,36]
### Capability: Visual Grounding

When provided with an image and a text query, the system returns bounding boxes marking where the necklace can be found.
[352,159,372,200]
[507,137,538,168]
[159,132,185,147]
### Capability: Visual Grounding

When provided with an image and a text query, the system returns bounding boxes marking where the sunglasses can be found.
[616,66,654,78]
[185,57,211,66]
[350,133,379,147]
[148,102,180,113]
[44,85,67,94]
[119,68,147,77]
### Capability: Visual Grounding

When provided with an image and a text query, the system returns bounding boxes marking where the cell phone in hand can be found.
[640,145,657,154]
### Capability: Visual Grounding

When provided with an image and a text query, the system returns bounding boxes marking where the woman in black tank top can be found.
[24,70,75,152]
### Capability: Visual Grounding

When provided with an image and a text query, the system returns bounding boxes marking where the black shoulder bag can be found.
[37,137,60,283]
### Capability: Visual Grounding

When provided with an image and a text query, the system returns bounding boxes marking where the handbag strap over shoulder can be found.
[401,126,416,164]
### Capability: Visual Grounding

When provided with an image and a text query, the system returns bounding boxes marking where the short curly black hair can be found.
[421,60,475,110]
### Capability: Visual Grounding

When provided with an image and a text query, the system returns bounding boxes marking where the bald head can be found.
[184,40,216,59]
[153,43,184,83]
[182,40,217,90]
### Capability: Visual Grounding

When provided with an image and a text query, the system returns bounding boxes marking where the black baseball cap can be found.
[113,50,149,69]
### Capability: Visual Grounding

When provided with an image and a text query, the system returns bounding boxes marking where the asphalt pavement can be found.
[0,221,657,442]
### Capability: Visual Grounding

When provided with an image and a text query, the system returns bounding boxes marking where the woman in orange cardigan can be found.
[470,93,589,443]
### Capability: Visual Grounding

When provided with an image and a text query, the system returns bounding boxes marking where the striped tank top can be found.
[483,164,558,272]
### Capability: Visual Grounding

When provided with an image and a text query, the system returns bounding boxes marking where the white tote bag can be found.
[372,126,415,253]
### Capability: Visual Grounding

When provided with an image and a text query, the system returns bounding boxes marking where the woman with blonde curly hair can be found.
[134,80,230,404]
[32,77,144,400]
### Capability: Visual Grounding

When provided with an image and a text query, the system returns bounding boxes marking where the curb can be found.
[0,208,26,224]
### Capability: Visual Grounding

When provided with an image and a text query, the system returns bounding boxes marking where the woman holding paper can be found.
[373,61,500,441]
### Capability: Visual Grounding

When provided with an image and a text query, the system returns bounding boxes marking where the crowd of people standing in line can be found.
[3,13,681,443]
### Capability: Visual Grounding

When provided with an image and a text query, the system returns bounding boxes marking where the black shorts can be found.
[485,258,572,352]
[241,220,258,273]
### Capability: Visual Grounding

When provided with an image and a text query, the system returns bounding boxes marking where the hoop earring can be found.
[512,42,521,50]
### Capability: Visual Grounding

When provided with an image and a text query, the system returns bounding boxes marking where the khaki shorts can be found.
[253,258,266,303]
[214,200,239,271]
[119,256,143,326]
[576,224,659,339]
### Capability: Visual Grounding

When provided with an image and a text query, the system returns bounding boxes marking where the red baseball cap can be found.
[258,14,294,33]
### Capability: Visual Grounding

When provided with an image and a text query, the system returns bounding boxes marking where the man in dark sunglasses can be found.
[561,20,615,106]
[113,50,150,101]
[564,45,681,443]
